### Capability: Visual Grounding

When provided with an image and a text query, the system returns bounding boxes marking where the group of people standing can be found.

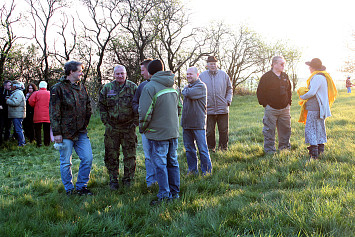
[0,80,50,147]
[257,56,337,160]
[2,55,337,206]
[50,56,232,205]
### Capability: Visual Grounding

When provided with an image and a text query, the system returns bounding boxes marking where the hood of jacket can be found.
[150,71,175,87]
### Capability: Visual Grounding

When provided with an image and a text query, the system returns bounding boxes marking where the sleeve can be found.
[225,74,233,105]
[300,75,322,100]
[178,91,183,116]
[84,86,92,128]
[139,86,154,133]
[256,75,267,107]
[98,86,108,125]
[182,82,206,100]
[6,91,22,106]
[49,85,62,136]
[287,76,292,105]
[28,92,37,107]
[132,84,141,114]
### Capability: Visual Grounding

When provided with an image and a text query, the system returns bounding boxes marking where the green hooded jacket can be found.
[139,71,181,141]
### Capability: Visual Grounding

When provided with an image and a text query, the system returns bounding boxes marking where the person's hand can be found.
[54,135,63,143]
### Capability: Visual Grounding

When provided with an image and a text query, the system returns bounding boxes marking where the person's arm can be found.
[139,86,154,132]
[287,74,292,105]
[28,91,37,107]
[84,85,92,128]
[132,84,142,114]
[256,75,267,107]
[225,74,233,106]
[49,85,62,142]
[6,91,22,106]
[182,82,206,100]
[98,86,108,125]
[300,75,323,100]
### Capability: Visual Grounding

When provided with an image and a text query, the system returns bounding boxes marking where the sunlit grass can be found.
[0,90,354,236]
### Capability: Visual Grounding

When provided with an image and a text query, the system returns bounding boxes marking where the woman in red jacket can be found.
[29,81,51,147]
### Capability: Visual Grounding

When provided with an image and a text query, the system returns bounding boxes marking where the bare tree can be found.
[52,12,77,64]
[26,0,63,81]
[79,0,123,85]
[0,0,20,82]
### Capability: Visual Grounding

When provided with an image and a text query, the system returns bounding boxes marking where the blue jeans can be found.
[347,87,351,93]
[149,138,180,199]
[183,129,212,174]
[59,132,93,191]
[12,118,25,146]
[142,133,156,187]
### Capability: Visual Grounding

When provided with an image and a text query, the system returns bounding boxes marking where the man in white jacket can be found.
[199,56,233,151]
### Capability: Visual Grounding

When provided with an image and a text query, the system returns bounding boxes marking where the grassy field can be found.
[0,90,354,236]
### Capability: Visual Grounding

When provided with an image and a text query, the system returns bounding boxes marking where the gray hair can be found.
[187,66,198,74]
[114,65,126,73]
[271,56,285,68]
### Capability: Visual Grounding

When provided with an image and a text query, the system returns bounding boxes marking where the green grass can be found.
[0,90,354,236]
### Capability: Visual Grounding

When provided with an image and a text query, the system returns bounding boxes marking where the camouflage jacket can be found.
[49,76,92,139]
[99,80,137,128]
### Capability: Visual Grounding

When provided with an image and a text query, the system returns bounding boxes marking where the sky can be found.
[186,0,355,81]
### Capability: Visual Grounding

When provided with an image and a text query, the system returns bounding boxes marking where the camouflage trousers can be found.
[104,125,137,183]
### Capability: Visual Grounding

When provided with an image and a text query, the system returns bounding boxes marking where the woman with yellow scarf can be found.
[297,58,337,159]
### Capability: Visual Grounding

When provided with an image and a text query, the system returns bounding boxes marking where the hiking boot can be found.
[76,187,93,196]
[307,145,318,159]
[318,144,325,156]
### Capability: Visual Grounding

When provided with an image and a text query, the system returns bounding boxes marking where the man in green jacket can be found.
[99,65,138,189]
[139,59,181,206]
[50,61,93,196]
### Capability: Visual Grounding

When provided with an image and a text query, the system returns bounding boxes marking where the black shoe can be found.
[150,197,172,206]
[66,189,75,196]
[76,187,93,196]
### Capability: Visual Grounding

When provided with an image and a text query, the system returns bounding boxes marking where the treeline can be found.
[1,0,301,99]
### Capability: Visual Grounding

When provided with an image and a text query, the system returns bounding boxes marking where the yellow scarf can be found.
[297,71,337,124]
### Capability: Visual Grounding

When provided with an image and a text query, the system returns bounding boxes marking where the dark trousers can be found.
[23,117,35,142]
[206,113,229,151]
[34,122,51,146]
[0,115,11,144]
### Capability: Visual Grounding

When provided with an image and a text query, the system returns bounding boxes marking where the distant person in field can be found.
[50,61,93,196]
[132,58,157,188]
[0,80,12,145]
[29,81,51,147]
[346,76,353,93]
[139,59,181,206]
[6,80,26,147]
[297,58,337,159]
[257,56,292,154]
[99,65,138,190]
[181,66,212,175]
[199,56,233,152]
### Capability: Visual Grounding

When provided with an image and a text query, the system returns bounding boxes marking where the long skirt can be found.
[305,111,327,145]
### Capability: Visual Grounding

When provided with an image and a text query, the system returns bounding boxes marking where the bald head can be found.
[186,67,199,84]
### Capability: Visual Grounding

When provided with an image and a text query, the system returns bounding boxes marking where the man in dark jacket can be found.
[132,58,157,188]
[0,80,12,145]
[139,59,181,206]
[256,56,292,154]
[99,65,137,189]
[50,61,93,196]
[181,67,212,175]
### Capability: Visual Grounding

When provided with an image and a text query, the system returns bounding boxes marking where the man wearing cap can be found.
[257,56,292,154]
[181,67,212,175]
[199,56,233,151]
[298,58,337,159]
[0,80,12,145]
[99,65,138,189]
[139,59,181,206]
[6,80,26,146]
[132,58,157,188]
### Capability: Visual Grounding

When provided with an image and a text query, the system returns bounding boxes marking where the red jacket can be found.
[29,88,50,123]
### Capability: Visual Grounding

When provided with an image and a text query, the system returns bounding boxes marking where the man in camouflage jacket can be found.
[50,61,94,196]
[99,65,138,190]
